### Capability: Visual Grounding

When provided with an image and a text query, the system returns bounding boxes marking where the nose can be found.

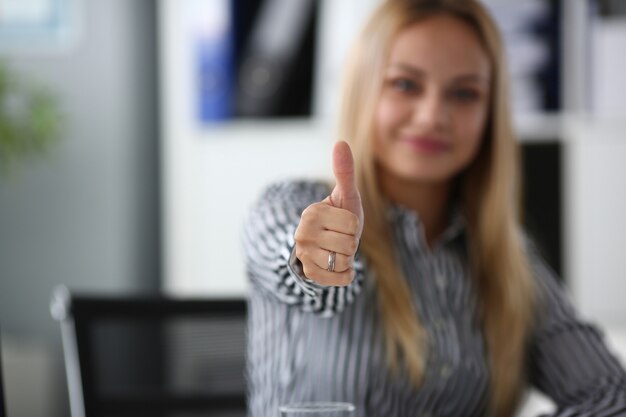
[412,88,448,131]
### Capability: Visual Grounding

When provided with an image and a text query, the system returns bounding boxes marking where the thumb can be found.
[329,141,362,217]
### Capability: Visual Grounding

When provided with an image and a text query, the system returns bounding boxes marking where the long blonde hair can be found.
[338,1,536,416]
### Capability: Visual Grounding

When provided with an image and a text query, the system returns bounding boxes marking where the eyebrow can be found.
[388,63,489,84]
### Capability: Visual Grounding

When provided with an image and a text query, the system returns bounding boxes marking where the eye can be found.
[449,88,481,102]
[389,78,418,93]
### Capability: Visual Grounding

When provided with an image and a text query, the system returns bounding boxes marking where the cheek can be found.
[376,95,405,138]
[454,106,489,158]
[373,100,401,167]
[374,99,392,156]
[375,102,391,140]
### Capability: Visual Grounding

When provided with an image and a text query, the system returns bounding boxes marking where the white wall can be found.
[160,120,333,296]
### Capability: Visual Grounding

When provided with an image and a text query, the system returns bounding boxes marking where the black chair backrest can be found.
[51,286,247,417]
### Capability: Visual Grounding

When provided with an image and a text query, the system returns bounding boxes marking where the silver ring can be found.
[327,251,336,272]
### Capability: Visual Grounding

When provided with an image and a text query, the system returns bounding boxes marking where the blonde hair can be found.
[338,1,536,416]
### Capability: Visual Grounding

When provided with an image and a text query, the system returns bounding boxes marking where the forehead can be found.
[388,14,491,80]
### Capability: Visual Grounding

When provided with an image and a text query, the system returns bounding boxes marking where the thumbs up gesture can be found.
[294,141,364,286]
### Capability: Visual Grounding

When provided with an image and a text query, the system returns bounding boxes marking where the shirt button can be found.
[434,318,446,331]
[441,363,452,379]
[435,273,447,290]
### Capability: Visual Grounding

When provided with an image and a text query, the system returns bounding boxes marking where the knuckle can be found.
[295,221,315,242]
[344,255,354,271]
[295,245,308,261]
[318,272,331,283]
[302,263,314,278]
[339,271,353,287]
[316,201,329,212]
[301,205,317,224]
[349,237,359,254]
[340,254,351,272]
[300,215,313,230]
[349,213,359,233]
[294,226,303,242]
[310,202,324,215]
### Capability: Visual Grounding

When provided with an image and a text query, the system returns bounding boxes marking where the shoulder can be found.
[256,179,331,208]
[523,234,579,325]
[523,234,562,294]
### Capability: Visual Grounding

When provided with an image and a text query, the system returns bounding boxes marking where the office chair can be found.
[51,286,248,417]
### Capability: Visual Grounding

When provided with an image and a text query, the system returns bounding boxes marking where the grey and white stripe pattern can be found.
[242,180,626,417]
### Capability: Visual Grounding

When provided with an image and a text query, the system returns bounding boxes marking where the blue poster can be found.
[189,0,235,123]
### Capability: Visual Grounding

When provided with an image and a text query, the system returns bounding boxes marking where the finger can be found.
[301,264,355,287]
[308,249,353,273]
[329,141,362,216]
[306,202,360,236]
[317,230,360,257]
[331,141,357,199]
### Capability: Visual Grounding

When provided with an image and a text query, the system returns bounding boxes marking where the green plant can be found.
[0,61,63,175]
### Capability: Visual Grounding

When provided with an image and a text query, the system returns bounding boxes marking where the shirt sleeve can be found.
[526,247,626,417]
[242,180,365,317]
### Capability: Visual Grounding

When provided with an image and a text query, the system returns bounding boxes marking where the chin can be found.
[396,169,456,186]
[392,161,457,182]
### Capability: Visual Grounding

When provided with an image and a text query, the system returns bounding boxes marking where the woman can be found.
[243,1,626,416]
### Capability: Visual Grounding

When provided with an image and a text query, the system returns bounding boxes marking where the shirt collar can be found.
[386,202,467,248]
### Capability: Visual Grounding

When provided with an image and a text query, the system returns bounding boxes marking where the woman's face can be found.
[374,14,492,186]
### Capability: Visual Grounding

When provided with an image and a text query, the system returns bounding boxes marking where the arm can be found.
[527,250,626,416]
[242,180,365,317]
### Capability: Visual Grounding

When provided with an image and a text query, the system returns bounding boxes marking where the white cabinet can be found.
[565,119,626,325]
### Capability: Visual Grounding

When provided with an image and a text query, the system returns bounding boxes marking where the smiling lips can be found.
[401,136,451,154]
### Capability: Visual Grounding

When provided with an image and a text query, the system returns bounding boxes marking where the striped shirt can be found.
[243,180,626,417]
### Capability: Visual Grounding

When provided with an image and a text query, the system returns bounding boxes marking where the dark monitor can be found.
[521,141,562,279]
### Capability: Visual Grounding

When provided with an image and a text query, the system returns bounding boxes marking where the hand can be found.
[294,141,364,286]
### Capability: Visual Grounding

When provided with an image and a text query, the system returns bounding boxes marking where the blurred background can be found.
[1,0,625,416]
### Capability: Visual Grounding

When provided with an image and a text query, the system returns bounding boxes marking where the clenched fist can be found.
[294,141,364,286]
